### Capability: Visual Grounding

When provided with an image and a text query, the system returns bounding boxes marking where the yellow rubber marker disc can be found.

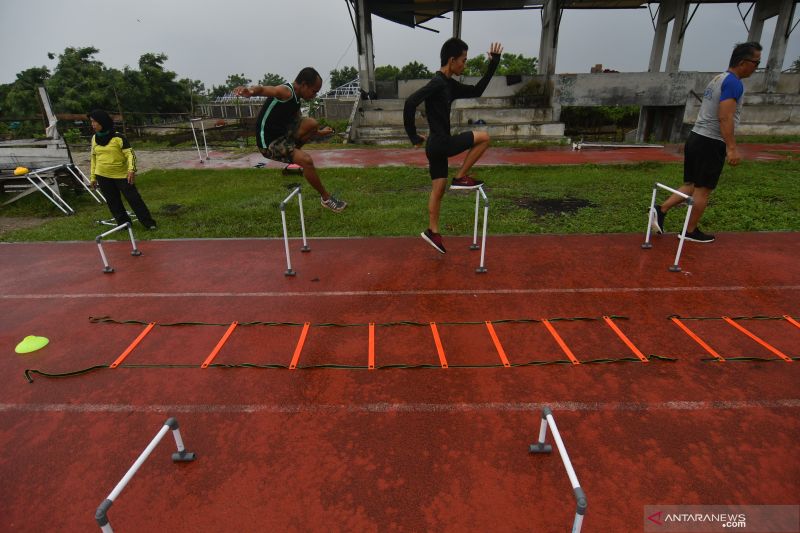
[15,335,49,354]
[14,166,30,176]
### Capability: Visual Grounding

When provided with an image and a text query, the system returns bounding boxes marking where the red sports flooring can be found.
[173,142,800,170]
[1,229,799,532]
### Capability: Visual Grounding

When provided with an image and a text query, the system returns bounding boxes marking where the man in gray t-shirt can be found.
[652,41,762,243]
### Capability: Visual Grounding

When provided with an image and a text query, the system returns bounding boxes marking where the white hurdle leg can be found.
[670,203,694,272]
[470,188,481,250]
[189,119,203,163]
[126,224,142,257]
[470,186,489,273]
[641,186,658,249]
[297,190,310,252]
[477,189,489,273]
[199,119,209,160]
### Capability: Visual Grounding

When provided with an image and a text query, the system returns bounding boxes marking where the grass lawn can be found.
[1,160,798,242]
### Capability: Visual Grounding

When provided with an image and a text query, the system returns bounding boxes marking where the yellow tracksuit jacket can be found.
[90,135,137,182]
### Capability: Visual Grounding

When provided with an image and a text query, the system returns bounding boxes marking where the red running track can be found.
[1,231,798,532]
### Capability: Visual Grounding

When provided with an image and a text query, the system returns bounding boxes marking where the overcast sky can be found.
[1,0,798,91]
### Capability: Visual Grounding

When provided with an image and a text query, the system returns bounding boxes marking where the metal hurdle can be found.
[64,164,106,204]
[469,185,489,273]
[95,222,142,273]
[641,182,694,272]
[279,184,310,276]
[18,164,76,215]
[529,407,587,533]
[189,117,209,163]
[95,418,195,532]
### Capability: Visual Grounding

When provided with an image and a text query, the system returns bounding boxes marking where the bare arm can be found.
[719,98,739,165]
[233,84,292,100]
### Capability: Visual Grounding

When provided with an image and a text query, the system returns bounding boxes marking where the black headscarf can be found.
[88,109,116,146]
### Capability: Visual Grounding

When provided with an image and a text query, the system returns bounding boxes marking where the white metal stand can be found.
[469,186,489,273]
[642,182,694,272]
[279,185,309,276]
[572,140,663,150]
[529,407,587,533]
[95,222,142,273]
[189,118,209,163]
[95,418,195,532]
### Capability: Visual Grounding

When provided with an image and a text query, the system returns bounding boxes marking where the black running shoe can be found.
[421,229,446,253]
[682,228,715,243]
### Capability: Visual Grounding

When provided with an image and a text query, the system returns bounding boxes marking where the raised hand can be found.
[488,42,504,57]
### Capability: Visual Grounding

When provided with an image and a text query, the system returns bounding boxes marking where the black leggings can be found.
[96,175,156,228]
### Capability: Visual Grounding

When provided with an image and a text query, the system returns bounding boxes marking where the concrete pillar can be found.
[453,0,463,38]
[356,0,376,97]
[539,0,560,76]
[765,0,795,92]
[748,0,781,42]
[648,0,688,72]
[648,0,674,72]
[664,0,689,72]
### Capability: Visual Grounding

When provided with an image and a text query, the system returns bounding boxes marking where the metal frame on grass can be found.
[279,184,310,276]
[95,222,142,273]
[642,182,694,272]
[529,407,587,533]
[95,418,195,532]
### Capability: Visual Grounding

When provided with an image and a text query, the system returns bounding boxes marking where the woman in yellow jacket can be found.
[88,109,156,229]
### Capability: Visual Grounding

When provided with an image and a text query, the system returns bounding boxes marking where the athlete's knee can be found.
[294,150,314,168]
[300,117,318,131]
[474,131,490,144]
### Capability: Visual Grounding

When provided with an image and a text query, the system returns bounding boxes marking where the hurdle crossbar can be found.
[189,118,209,162]
[641,182,694,272]
[95,418,195,532]
[95,222,141,273]
[529,407,587,533]
[470,186,489,273]
[279,185,310,276]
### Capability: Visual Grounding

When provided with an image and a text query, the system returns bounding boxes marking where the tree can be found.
[330,66,358,89]
[464,52,537,77]
[398,61,432,80]
[791,56,800,72]
[375,65,400,81]
[210,74,252,98]
[1,66,50,118]
[500,53,537,76]
[259,73,286,86]
[45,47,113,113]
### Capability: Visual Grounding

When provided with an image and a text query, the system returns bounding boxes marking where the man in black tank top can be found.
[234,67,347,212]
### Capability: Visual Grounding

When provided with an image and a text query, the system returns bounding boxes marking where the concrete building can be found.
[342,0,799,143]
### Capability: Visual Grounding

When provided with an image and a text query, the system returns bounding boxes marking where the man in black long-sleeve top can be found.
[404,38,503,254]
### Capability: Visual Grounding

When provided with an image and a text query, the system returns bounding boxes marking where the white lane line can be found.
[2,285,799,300]
[1,399,798,414]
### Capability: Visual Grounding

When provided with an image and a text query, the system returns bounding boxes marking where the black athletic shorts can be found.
[684,131,726,190]
[425,132,475,179]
